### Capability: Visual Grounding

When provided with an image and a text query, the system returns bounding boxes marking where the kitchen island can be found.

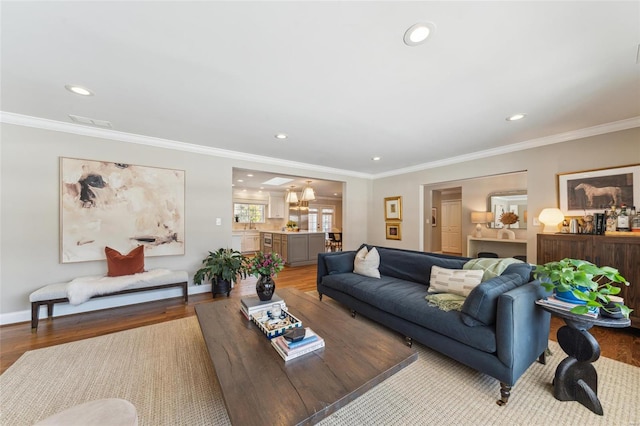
[260,231,325,266]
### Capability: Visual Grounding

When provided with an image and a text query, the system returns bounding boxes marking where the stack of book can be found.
[537,295,599,318]
[240,294,286,320]
[271,328,325,361]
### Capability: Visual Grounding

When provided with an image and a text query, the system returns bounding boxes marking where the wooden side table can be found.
[535,301,630,415]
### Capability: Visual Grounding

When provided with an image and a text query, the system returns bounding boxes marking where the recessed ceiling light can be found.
[275,133,288,139]
[372,156,381,161]
[65,84,93,96]
[237,179,244,183]
[506,113,527,121]
[403,22,436,46]
[247,174,254,177]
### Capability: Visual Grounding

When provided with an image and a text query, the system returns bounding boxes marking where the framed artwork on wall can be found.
[558,164,639,216]
[384,196,402,221]
[60,157,185,263]
[385,222,402,240]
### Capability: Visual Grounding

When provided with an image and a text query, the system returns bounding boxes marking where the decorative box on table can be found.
[251,309,302,339]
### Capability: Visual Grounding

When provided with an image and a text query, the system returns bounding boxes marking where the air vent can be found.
[68,114,112,128]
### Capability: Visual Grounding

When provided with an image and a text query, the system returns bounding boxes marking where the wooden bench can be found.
[29,270,188,331]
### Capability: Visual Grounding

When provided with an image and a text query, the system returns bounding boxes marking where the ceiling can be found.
[233,168,343,199]
[2,2,639,176]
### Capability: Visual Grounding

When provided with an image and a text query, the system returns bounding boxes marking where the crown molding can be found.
[373,116,640,179]
[2,111,637,181]
[0,112,372,180]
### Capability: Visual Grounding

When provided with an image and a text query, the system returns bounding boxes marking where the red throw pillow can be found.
[105,246,145,277]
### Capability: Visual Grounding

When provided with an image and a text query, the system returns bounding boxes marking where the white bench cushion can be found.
[30,270,188,303]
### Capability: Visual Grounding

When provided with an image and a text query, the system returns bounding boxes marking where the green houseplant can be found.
[194,248,249,297]
[534,258,632,319]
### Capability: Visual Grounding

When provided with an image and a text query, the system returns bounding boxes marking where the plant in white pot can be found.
[534,258,632,319]
[194,248,249,298]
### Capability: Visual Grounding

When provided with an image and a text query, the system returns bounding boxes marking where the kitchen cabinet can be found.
[537,233,640,329]
[261,231,324,266]
[241,231,260,253]
[267,193,285,219]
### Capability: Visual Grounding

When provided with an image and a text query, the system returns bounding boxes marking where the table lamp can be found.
[471,211,490,238]
[539,208,564,233]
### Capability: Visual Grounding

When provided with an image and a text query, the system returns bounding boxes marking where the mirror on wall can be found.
[487,190,527,229]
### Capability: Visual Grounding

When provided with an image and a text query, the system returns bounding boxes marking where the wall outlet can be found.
[533,217,540,226]
[216,218,222,226]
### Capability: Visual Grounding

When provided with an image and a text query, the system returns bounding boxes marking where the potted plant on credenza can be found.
[194,248,249,298]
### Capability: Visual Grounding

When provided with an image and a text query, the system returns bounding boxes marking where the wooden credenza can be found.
[537,233,640,329]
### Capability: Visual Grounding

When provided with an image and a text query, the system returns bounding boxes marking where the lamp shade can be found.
[285,187,298,204]
[538,208,564,233]
[301,180,316,201]
[471,211,488,224]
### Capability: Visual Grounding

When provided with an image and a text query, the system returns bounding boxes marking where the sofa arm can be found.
[495,280,551,383]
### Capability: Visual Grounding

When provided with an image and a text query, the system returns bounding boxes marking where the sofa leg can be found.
[405,336,413,348]
[538,350,547,365]
[350,309,356,318]
[319,293,323,301]
[496,382,511,406]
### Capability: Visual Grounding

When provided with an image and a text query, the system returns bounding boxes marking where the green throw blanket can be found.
[463,257,523,281]
[425,293,466,312]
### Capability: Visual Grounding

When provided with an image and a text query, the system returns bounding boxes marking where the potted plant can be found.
[194,248,249,297]
[534,258,632,319]
[248,251,285,301]
[286,220,297,231]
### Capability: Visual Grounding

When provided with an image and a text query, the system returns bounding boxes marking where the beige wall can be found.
[0,123,369,320]
[370,127,640,261]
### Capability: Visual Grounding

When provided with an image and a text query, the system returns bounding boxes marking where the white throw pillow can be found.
[429,265,483,297]
[353,246,381,278]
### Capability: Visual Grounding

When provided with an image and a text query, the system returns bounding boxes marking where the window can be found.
[233,203,266,223]
[310,206,334,232]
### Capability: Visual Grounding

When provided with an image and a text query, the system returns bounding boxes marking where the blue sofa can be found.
[317,245,551,405]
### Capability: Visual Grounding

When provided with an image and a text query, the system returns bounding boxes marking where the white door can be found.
[441,200,462,254]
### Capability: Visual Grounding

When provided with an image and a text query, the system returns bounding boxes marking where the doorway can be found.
[430,187,462,255]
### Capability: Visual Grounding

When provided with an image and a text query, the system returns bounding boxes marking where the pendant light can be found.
[285,186,298,204]
[301,180,316,201]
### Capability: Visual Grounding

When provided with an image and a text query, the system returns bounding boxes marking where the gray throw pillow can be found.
[324,252,356,275]
[460,273,523,327]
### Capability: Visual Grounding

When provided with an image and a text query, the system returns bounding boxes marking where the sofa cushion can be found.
[321,273,497,353]
[374,247,468,286]
[461,273,524,327]
[429,266,483,297]
[502,262,533,283]
[324,252,356,275]
[353,246,380,278]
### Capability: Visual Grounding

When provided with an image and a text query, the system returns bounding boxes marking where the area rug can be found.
[1,315,638,425]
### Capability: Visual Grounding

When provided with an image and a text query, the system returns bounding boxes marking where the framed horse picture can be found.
[558,164,639,216]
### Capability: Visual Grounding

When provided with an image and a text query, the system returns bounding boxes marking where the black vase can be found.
[256,274,276,301]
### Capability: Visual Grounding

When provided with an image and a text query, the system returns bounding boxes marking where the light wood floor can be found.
[1,264,638,374]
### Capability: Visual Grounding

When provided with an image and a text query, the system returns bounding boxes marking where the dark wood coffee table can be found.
[195,288,417,426]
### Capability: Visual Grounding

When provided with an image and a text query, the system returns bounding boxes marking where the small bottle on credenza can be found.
[606,206,617,232]
[616,204,630,232]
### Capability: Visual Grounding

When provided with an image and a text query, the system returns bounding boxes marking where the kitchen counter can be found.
[260,231,325,266]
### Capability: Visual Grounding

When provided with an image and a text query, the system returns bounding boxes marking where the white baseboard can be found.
[0,284,212,326]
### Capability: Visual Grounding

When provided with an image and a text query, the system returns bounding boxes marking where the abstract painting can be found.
[60,157,185,263]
